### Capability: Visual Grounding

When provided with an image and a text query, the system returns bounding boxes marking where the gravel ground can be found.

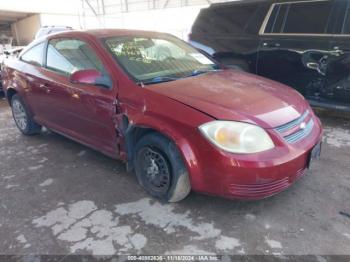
[0,95,349,257]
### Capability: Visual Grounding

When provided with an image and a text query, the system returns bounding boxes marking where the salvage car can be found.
[2,29,322,202]
[190,0,350,112]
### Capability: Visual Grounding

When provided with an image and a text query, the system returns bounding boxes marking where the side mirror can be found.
[70,69,112,88]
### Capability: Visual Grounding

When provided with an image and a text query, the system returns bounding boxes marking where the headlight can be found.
[199,121,275,154]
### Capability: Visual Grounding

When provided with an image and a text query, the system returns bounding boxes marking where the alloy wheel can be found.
[12,100,28,131]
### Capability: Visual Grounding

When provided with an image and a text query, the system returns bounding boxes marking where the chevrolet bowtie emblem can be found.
[300,122,306,129]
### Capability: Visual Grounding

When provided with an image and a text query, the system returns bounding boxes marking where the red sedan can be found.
[1,29,322,202]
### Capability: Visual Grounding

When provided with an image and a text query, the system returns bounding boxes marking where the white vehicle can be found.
[0,46,24,92]
[0,34,13,53]
[0,35,13,93]
[35,26,73,39]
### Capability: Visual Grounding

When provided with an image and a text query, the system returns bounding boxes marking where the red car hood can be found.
[147,70,309,129]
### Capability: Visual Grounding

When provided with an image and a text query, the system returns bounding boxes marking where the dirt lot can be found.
[0,96,349,256]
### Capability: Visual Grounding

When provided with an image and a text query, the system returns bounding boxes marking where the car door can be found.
[39,37,118,155]
[327,0,350,109]
[257,0,335,100]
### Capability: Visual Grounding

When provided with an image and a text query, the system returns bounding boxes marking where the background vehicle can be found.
[0,46,24,93]
[190,0,350,112]
[35,26,73,39]
[0,35,14,93]
[0,70,2,93]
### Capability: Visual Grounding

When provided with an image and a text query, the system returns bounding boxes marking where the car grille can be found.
[284,119,314,143]
[275,110,314,143]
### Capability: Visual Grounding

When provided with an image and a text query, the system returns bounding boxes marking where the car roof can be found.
[21,29,173,56]
[48,29,170,39]
[40,25,73,29]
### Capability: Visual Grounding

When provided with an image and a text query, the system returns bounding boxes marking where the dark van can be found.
[190,0,350,111]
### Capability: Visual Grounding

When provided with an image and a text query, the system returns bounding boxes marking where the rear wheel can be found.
[134,133,191,202]
[11,94,41,135]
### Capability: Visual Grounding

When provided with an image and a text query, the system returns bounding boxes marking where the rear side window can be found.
[194,4,259,36]
[329,0,350,35]
[284,1,331,34]
[213,4,258,34]
[342,2,350,34]
[263,0,332,34]
[264,4,289,33]
[21,42,45,66]
[46,38,106,75]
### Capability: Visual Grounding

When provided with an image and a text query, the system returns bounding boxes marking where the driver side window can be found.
[46,38,107,76]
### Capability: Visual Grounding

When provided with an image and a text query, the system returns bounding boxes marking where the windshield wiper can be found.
[184,68,222,78]
[137,68,222,87]
[138,76,180,86]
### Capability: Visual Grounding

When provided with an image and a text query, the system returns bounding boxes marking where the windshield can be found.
[104,35,218,84]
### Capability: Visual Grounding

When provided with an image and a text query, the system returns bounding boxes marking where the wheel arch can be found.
[123,116,200,188]
[5,87,18,105]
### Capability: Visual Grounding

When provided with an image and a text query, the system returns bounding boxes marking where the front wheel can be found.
[134,133,191,202]
[11,94,42,135]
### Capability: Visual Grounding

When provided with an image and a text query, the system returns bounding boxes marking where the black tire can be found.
[11,94,42,135]
[134,132,191,202]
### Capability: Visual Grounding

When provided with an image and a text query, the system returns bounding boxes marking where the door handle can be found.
[39,83,51,93]
[71,93,80,99]
[331,47,344,56]
[262,42,281,48]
